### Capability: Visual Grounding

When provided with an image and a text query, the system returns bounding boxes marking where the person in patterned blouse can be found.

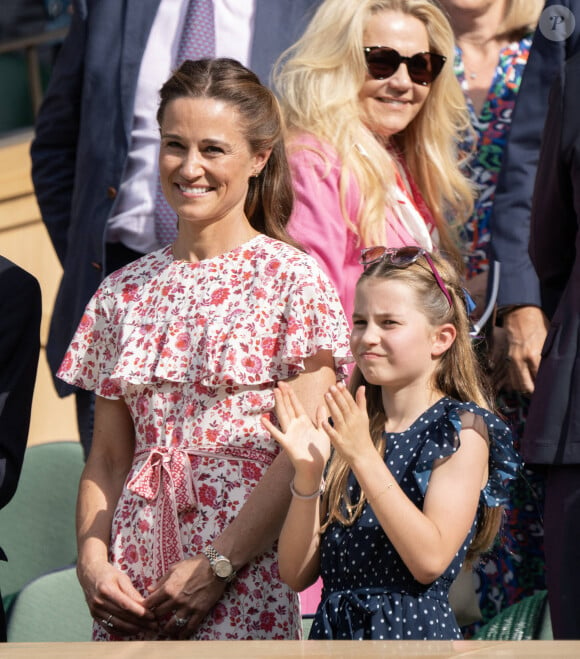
[440,0,546,634]
[58,58,352,641]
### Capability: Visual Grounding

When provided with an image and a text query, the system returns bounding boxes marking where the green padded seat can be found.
[472,590,552,641]
[0,441,84,611]
[6,565,92,642]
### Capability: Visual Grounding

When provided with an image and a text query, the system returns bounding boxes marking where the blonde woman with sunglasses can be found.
[262,247,520,640]
[273,0,474,326]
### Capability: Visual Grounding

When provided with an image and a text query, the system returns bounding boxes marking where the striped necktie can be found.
[154,0,216,247]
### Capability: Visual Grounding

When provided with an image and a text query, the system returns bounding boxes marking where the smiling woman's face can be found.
[359,10,431,140]
[158,96,268,229]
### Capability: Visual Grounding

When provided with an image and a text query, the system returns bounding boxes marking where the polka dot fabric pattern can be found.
[310,398,521,640]
[58,234,352,640]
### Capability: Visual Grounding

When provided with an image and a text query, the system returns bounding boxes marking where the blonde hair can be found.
[499,0,544,40]
[273,0,473,266]
[322,252,501,562]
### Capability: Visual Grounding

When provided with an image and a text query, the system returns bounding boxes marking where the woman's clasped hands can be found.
[143,553,227,639]
[79,560,158,637]
[84,553,226,639]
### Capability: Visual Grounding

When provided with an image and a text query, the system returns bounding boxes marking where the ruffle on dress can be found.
[58,236,352,397]
[412,398,522,508]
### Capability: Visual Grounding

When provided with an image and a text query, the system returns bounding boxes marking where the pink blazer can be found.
[287,132,437,325]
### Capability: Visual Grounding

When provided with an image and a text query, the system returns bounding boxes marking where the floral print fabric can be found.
[452,37,547,635]
[454,37,532,278]
[58,234,352,640]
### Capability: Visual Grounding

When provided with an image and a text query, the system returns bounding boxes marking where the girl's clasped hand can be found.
[262,381,374,487]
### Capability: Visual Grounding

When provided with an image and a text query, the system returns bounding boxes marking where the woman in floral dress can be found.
[59,58,351,641]
[439,0,545,632]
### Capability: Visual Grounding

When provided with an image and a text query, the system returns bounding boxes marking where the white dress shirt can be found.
[106,0,256,253]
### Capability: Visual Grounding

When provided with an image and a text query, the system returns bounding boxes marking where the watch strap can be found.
[202,544,236,583]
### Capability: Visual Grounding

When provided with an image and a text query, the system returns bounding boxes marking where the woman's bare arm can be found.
[76,395,158,635]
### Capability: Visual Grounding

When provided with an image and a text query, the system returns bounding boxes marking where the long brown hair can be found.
[322,251,501,562]
[158,58,299,246]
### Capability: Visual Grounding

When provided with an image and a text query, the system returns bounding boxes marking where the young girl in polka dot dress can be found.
[262,247,521,640]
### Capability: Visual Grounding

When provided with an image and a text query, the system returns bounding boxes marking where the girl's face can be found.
[158,96,269,231]
[359,10,432,140]
[350,277,445,390]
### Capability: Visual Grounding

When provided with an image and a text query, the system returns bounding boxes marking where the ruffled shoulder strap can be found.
[412,398,521,508]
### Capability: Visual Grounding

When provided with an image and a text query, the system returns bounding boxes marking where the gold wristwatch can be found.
[202,545,236,583]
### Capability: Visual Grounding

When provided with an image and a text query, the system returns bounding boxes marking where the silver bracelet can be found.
[290,477,325,500]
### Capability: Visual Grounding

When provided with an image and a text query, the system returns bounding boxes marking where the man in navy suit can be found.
[0,256,41,641]
[525,48,580,639]
[490,0,580,394]
[30,0,322,458]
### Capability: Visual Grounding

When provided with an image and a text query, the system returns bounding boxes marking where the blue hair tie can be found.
[462,288,477,315]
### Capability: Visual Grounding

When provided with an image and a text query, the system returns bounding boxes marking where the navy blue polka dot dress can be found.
[309,397,520,641]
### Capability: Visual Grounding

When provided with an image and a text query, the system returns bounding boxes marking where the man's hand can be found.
[501,306,549,394]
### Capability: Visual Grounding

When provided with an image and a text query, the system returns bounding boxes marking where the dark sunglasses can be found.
[359,245,453,308]
[364,46,446,86]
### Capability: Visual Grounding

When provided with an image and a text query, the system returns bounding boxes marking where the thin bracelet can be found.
[290,478,325,500]
[368,482,395,502]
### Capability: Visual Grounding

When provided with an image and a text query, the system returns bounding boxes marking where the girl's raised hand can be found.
[262,381,330,480]
[321,383,374,464]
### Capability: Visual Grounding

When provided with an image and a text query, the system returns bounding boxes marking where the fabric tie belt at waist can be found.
[317,586,450,638]
[127,445,276,579]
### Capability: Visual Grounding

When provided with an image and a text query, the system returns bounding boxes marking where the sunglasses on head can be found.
[359,245,453,308]
[364,46,446,86]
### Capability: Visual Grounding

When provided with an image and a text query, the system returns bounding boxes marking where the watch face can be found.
[214,558,233,579]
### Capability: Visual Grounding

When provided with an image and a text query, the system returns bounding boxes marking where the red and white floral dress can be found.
[58,234,351,640]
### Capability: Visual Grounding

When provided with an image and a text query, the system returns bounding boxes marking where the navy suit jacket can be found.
[523,51,580,465]
[490,0,580,315]
[0,257,41,513]
[30,0,322,396]
[0,256,41,638]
